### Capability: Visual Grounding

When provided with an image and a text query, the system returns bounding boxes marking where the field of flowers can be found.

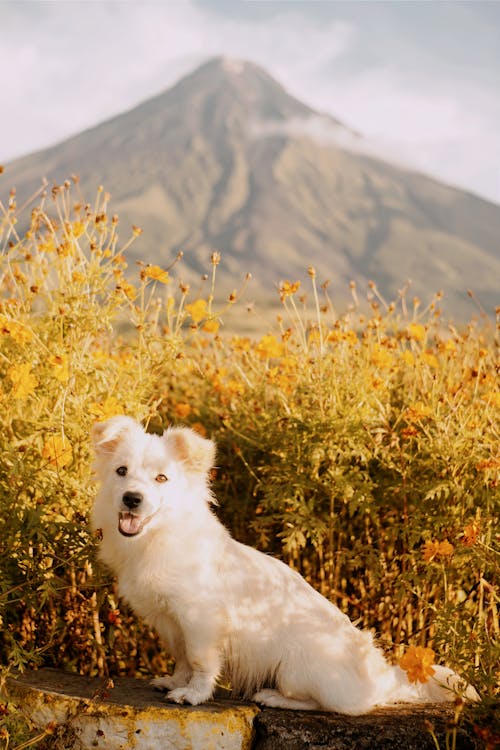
[0,180,498,747]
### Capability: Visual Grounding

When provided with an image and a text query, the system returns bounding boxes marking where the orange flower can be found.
[42,434,73,468]
[438,539,454,558]
[400,646,436,684]
[174,403,191,419]
[462,521,480,547]
[107,609,122,626]
[279,280,301,301]
[423,539,454,562]
[422,540,441,563]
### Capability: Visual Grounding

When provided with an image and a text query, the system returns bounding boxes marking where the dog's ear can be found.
[91,416,142,455]
[168,427,216,475]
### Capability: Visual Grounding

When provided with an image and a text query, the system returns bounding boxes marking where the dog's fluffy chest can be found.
[112,533,226,623]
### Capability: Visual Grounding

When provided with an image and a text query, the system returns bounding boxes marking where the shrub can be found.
[0,181,498,746]
[157,276,499,699]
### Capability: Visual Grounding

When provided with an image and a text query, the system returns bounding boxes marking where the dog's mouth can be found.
[118,512,152,537]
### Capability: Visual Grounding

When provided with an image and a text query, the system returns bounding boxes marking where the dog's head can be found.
[91,416,215,540]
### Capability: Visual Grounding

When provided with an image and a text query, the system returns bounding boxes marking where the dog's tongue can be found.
[119,513,142,536]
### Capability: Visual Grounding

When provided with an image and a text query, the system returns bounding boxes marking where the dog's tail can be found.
[385,663,479,705]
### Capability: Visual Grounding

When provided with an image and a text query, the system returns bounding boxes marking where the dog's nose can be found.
[122,491,143,510]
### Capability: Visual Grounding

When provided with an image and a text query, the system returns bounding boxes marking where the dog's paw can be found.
[252,689,284,707]
[151,675,178,692]
[166,686,209,706]
[252,689,319,711]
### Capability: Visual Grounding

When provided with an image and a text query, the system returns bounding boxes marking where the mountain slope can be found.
[3,56,500,317]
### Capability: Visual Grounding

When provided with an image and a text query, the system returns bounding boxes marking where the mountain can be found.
[3,56,500,318]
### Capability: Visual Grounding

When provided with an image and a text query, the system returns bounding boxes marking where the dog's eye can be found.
[155,473,168,483]
[116,466,128,477]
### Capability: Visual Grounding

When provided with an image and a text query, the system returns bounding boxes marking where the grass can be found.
[0,180,498,749]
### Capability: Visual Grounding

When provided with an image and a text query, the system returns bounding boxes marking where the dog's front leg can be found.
[166,622,222,706]
[151,618,193,692]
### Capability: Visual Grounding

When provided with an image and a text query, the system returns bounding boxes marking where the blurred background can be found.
[1,0,499,320]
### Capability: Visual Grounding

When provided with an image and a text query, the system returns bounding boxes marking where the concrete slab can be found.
[6,669,259,750]
[5,669,474,750]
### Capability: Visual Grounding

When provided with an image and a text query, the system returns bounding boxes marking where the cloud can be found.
[306,65,500,201]
[0,2,352,156]
[0,1,499,203]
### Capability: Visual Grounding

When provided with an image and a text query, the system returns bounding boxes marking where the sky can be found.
[1,0,499,204]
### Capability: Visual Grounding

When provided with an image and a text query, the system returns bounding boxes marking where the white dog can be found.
[91,416,474,715]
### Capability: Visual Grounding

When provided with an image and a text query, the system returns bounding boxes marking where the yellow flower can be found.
[8,363,38,399]
[225,379,245,396]
[91,348,108,363]
[186,299,207,324]
[202,318,220,334]
[343,330,358,346]
[404,402,432,422]
[70,221,85,238]
[89,396,123,420]
[371,344,394,369]
[400,646,436,684]
[57,240,72,258]
[143,264,170,284]
[401,350,415,366]
[256,334,284,360]
[42,434,73,468]
[116,281,137,301]
[38,238,56,253]
[308,328,321,345]
[231,336,251,352]
[49,354,70,383]
[421,351,439,369]
[408,323,426,342]
[0,316,33,346]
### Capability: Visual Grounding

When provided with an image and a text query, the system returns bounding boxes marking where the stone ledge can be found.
[5,669,474,750]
